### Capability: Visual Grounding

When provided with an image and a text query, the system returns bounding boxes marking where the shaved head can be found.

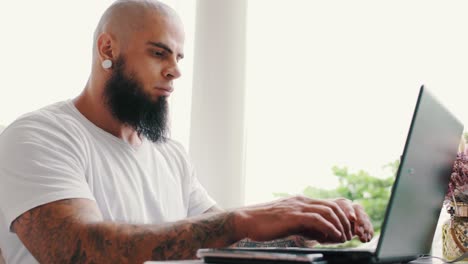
[93,0,181,58]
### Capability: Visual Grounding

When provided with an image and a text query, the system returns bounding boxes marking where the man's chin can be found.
[149,95,167,103]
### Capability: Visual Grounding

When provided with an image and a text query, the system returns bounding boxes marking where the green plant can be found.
[274,160,398,247]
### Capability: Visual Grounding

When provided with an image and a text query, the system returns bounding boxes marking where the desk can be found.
[144,258,462,264]
[145,261,204,264]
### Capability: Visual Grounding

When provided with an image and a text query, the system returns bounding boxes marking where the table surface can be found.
[144,258,468,264]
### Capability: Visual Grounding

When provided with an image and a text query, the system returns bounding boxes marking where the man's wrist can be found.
[230,209,250,243]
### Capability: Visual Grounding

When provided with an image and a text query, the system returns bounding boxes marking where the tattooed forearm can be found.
[12,199,239,264]
[12,199,103,263]
[150,213,235,260]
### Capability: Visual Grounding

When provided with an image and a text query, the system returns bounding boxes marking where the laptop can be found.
[197,85,464,264]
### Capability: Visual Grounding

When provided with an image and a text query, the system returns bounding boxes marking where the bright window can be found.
[244,0,468,205]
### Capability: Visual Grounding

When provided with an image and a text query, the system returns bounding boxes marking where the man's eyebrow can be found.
[147,41,184,59]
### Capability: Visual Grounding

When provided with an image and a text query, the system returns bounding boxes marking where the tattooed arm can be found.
[12,196,374,263]
[12,198,241,263]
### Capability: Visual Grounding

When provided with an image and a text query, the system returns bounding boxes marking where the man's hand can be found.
[234,196,374,244]
[333,198,374,242]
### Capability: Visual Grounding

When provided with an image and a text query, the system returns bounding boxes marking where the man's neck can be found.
[73,85,142,147]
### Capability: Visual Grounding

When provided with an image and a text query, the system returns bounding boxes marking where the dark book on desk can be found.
[197,248,325,264]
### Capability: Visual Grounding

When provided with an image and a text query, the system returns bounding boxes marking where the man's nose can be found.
[163,63,182,80]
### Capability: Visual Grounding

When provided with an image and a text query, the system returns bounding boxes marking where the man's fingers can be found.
[332,198,356,239]
[353,204,374,242]
[305,204,347,242]
[325,200,353,240]
[354,224,367,242]
[325,201,353,240]
[334,198,357,222]
[299,197,353,241]
[301,213,343,243]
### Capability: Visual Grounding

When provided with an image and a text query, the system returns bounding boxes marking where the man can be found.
[0,0,374,263]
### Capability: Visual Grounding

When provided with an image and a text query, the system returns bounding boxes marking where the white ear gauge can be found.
[102,59,113,69]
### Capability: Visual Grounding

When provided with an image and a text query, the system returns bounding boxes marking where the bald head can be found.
[93,0,181,58]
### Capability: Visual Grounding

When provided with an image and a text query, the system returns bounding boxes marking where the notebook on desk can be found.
[197,85,464,264]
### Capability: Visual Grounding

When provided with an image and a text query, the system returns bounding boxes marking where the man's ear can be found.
[97,32,118,61]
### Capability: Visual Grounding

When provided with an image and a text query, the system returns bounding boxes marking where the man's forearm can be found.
[17,210,239,263]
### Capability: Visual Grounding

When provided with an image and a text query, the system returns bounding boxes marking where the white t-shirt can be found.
[0,100,216,264]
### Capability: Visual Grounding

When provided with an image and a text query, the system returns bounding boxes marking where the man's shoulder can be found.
[19,100,73,123]
[1,100,83,144]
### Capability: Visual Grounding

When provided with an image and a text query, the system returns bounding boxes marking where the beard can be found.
[103,56,168,143]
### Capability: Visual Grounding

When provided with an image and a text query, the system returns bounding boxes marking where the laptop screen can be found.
[376,86,463,261]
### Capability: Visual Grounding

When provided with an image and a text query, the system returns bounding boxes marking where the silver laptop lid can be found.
[375,86,463,262]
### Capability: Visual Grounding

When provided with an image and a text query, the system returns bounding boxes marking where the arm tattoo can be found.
[151,213,234,260]
[12,199,238,263]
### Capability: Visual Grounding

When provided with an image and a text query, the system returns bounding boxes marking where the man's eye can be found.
[154,51,165,57]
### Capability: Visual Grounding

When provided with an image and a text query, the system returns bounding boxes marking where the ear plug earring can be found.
[102,59,113,69]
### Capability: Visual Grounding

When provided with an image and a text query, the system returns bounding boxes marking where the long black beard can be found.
[103,57,168,143]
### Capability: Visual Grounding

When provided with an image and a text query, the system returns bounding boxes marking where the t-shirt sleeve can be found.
[0,118,95,232]
[168,140,217,217]
[187,171,217,216]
